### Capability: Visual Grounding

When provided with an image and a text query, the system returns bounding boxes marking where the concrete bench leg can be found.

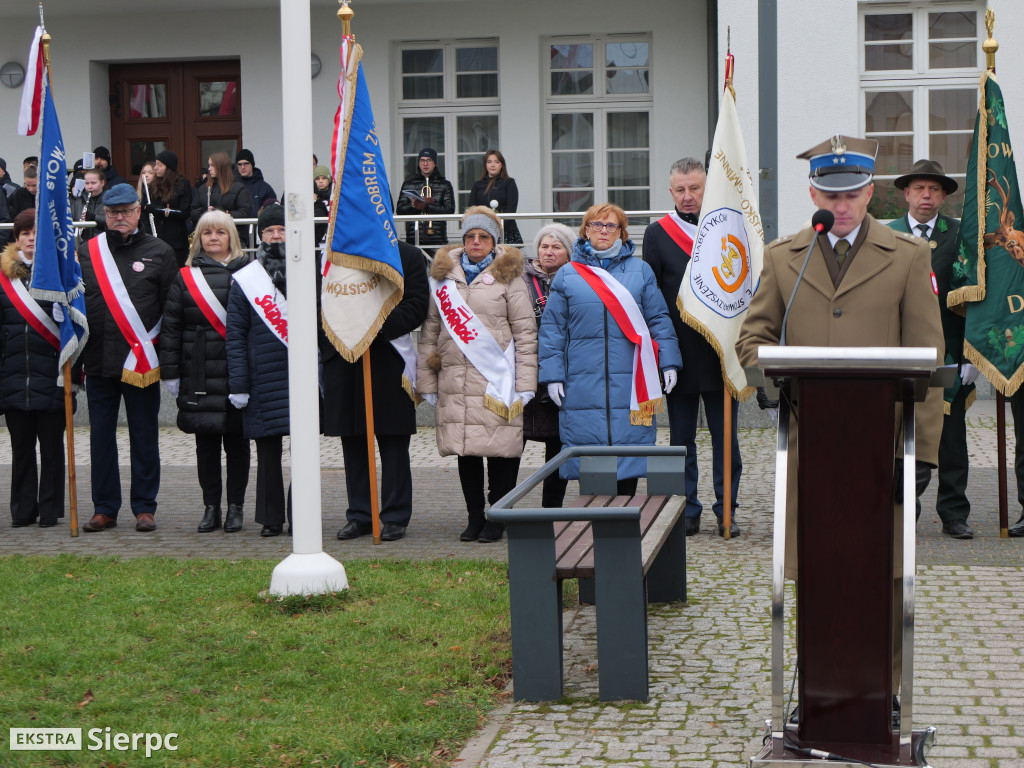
[646,516,686,604]
[506,521,563,702]
[592,518,647,701]
[578,577,595,605]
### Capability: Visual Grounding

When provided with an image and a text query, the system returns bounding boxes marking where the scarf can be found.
[461,250,495,283]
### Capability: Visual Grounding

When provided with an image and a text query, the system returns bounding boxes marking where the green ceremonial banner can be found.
[948,71,1024,396]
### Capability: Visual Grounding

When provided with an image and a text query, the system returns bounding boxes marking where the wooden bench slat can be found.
[573,495,634,577]
[639,495,685,573]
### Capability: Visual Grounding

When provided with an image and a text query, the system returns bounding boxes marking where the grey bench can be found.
[488,447,687,702]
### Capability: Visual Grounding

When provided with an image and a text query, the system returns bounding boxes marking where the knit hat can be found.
[155,150,178,172]
[533,222,576,257]
[235,148,255,166]
[93,146,112,163]
[0,157,6,172]
[258,203,286,235]
[418,148,438,162]
[461,205,501,244]
[313,165,331,180]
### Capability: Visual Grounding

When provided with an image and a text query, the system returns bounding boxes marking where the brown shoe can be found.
[135,513,156,532]
[82,513,117,532]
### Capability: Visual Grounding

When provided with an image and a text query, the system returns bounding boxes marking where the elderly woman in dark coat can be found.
[0,210,80,527]
[225,205,290,536]
[160,210,252,533]
[521,222,575,508]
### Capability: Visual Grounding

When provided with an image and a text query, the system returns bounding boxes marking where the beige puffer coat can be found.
[417,244,538,457]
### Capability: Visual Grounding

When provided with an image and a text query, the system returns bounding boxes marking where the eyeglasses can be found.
[463,233,493,242]
[587,222,620,232]
[236,160,251,166]
[105,207,139,219]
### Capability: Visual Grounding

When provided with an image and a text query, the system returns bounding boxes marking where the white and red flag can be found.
[17,26,44,136]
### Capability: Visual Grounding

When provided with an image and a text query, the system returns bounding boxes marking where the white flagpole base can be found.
[269,552,349,596]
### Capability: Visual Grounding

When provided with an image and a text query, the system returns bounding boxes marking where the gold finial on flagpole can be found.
[984,8,998,72]
[338,0,354,37]
[38,2,54,85]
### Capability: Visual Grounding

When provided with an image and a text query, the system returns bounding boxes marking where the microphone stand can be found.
[779,235,819,346]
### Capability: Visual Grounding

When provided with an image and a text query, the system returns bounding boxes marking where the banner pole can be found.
[998,392,1008,537]
[64,361,78,537]
[723,388,732,538]
[362,350,382,544]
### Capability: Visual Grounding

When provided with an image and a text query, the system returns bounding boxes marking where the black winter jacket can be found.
[0,243,80,412]
[78,229,179,380]
[144,177,194,258]
[238,168,277,215]
[521,258,560,440]
[394,171,455,247]
[160,252,252,435]
[226,243,290,439]
[468,176,522,244]
[190,181,254,225]
[70,190,106,245]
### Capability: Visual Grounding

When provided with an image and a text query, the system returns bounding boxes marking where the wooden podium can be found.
[748,347,942,768]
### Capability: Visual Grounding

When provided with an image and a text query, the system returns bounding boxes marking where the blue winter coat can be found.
[225,247,289,439]
[538,238,681,480]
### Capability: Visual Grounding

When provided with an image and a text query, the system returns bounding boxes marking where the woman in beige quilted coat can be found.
[417,206,538,543]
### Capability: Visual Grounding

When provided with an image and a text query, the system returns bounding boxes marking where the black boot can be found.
[223,504,243,533]
[197,504,222,533]
[460,510,486,542]
[477,520,505,543]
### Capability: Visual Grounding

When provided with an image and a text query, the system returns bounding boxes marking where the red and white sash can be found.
[570,262,663,425]
[429,276,522,421]
[181,267,227,339]
[0,269,59,349]
[233,261,288,347]
[88,236,161,386]
[658,212,697,255]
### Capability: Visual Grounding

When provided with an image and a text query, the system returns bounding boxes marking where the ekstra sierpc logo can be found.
[9,727,178,757]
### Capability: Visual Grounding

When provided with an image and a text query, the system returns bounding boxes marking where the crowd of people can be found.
[0,137,1012,545]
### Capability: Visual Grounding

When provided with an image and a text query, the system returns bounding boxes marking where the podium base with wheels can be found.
[749,725,936,768]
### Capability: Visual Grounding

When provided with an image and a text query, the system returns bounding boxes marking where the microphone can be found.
[779,209,834,346]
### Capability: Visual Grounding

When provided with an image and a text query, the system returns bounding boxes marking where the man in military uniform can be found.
[888,159,978,539]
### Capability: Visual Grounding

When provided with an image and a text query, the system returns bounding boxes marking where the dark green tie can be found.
[835,238,850,268]
[917,223,930,238]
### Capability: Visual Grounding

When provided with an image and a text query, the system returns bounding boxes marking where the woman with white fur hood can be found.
[416,206,538,543]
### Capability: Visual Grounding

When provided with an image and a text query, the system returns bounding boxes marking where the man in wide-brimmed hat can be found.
[889,158,978,540]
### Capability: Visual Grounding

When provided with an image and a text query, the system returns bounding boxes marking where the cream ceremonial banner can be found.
[678,86,763,401]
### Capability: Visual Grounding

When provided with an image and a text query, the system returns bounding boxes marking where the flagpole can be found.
[363,351,382,544]
[38,10,80,538]
[721,34,735,540]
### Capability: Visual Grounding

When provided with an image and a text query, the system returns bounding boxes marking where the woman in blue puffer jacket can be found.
[538,203,681,494]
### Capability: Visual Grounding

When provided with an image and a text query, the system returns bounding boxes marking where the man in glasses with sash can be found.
[78,183,178,533]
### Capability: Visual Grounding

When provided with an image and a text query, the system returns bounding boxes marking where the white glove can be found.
[663,369,677,394]
[229,393,250,409]
[422,393,438,407]
[51,303,64,323]
[960,363,980,386]
[164,378,180,398]
[547,382,564,407]
[517,391,535,407]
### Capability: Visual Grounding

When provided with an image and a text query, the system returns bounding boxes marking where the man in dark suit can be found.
[643,157,741,538]
[888,159,977,539]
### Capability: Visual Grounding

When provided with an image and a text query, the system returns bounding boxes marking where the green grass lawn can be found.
[0,555,512,767]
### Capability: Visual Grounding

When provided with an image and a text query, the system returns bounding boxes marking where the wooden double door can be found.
[109,60,242,187]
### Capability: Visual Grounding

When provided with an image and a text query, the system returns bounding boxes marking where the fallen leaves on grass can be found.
[77,689,95,708]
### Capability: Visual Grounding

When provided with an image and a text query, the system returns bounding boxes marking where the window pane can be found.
[553,152,594,187]
[130,141,167,175]
[865,14,912,42]
[865,91,913,133]
[200,139,238,164]
[929,89,976,131]
[551,71,594,96]
[403,76,443,100]
[457,115,499,154]
[553,188,594,214]
[402,49,443,74]
[930,133,972,175]
[606,68,649,94]
[606,42,649,68]
[458,157,484,196]
[456,46,497,72]
[929,11,976,40]
[873,135,914,178]
[129,84,166,119]
[607,112,649,148]
[608,151,649,187]
[550,44,593,70]
[865,43,912,71]
[868,179,906,220]
[198,81,238,117]
[457,73,498,99]
[403,117,444,155]
[929,41,975,69]
[551,113,594,149]
[609,188,650,212]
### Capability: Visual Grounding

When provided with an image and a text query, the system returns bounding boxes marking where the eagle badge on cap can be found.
[831,135,846,156]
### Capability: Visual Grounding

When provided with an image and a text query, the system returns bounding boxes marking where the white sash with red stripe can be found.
[88,236,161,386]
[0,269,59,349]
[570,262,663,425]
[233,261,288,347]
[181,267,227,339]
[658,213,697,255]
[429,276,522,421]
